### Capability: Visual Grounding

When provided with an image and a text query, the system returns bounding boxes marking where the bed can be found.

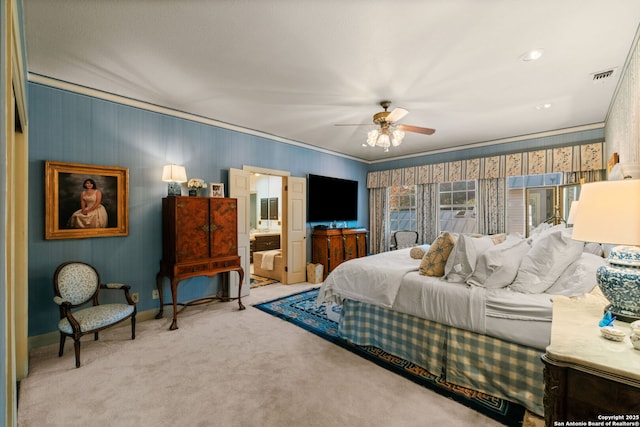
[316,227,605,416]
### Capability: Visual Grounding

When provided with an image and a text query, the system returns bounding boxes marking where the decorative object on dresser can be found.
[187,178,205,196]
[542,295,640,426]
[312,228,368,279]
[209,182,224,197]
[571,179,640,322]
[156,196,244,330]
[162,164,187,196]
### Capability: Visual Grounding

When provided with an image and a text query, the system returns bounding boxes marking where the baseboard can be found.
[28,308,159,350]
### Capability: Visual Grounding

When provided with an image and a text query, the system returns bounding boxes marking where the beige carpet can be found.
[18,282,543,427]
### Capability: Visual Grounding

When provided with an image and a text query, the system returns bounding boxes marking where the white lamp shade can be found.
[571,179,640,246]
[162,164,187,183]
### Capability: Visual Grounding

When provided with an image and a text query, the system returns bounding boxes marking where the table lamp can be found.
[162,164,187,196]
[571,179,640,322]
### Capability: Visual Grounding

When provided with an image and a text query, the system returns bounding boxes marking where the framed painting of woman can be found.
[45,161,129,239]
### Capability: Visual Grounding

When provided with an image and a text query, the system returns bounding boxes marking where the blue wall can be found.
[27,82,369,336]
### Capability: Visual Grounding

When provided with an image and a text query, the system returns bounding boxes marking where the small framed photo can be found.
[209,182,225,198]
[45,160,129,240]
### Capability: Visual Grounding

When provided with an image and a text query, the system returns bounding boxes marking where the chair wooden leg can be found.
[131,316,136,340]
[58,333,66,357]
[73,339,81,368]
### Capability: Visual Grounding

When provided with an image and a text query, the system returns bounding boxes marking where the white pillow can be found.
[545,252,605,297]
[467,238,530,288]
[444,235,494,282]
[510,229,584,294]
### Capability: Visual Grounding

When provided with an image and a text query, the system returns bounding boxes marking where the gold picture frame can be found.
[45,161,129,240]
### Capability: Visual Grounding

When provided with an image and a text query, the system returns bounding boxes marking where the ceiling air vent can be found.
[591,68,616,82]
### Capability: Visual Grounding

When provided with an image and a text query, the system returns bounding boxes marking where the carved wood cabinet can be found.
[312,228,367,279]
[156,196,244,330]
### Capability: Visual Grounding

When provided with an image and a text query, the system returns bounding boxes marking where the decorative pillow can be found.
[545,252,605,297]
[409,245,430,260]
[419,232,457,277]
[489,233,507,245]
[466,238,530,288]
[444,235,494,282]
[510,229,584,294]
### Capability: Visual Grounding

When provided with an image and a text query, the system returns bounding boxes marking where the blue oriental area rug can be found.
[255,288,526,427]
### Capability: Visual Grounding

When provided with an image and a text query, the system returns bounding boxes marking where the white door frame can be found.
[240,166,291,285]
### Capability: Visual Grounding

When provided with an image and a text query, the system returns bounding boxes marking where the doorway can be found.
[230,166,307,294]
[250,173,283,287]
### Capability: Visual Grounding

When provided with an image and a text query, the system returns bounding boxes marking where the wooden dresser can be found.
[156,196,245,330]
[312,228,367,279]
[542,295,640,426]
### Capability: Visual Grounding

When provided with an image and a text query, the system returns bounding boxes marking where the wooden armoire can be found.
[312,228,368,279]
[156,196,244,330]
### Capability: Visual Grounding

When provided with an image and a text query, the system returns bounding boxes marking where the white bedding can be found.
[316,248,421,308]
[316,247,557,350]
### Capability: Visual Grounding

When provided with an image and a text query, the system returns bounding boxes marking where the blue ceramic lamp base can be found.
[597,245,640,323]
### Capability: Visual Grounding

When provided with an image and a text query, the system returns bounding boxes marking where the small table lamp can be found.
[162,164,187,196]
[571,179,640,322]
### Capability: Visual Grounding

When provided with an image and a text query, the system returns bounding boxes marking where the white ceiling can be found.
[23,1,640,162]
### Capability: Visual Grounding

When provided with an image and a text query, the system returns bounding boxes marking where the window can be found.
[439,180,477,233]
[387,185,417,247]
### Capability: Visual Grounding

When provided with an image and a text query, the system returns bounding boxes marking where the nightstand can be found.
[542,295,640,426]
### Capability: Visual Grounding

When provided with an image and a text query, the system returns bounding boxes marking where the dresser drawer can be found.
[211,258,240,270]
[175,262,210,275]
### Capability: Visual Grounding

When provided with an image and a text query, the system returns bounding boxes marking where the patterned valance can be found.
[367,142,605,188]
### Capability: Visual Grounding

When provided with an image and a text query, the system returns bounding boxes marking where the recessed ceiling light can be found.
[520,49,544,62]
[535,103,552,110]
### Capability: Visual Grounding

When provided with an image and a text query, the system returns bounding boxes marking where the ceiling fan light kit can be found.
[337,100,435,153]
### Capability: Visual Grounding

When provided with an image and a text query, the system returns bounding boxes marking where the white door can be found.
[229,168,251,297]
[284,176,307,284]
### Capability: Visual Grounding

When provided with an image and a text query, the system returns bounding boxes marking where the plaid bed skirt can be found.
[339,299,544,416]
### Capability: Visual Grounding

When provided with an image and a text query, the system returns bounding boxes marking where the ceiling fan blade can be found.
[397,124,436,135]
[385,107,409,123]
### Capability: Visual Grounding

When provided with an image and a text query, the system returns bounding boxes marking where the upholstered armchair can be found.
[53,261,137,368]
[390,230,419,250]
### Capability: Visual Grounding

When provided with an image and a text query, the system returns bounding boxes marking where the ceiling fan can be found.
[336,101,435,151]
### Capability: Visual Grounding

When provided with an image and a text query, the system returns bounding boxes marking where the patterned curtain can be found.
[416,183,439,245]
[368,187,387,255]
[476,178,506,235]
[562,170,607,184]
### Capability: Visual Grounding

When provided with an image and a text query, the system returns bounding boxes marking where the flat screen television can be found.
[307,174,358,222]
